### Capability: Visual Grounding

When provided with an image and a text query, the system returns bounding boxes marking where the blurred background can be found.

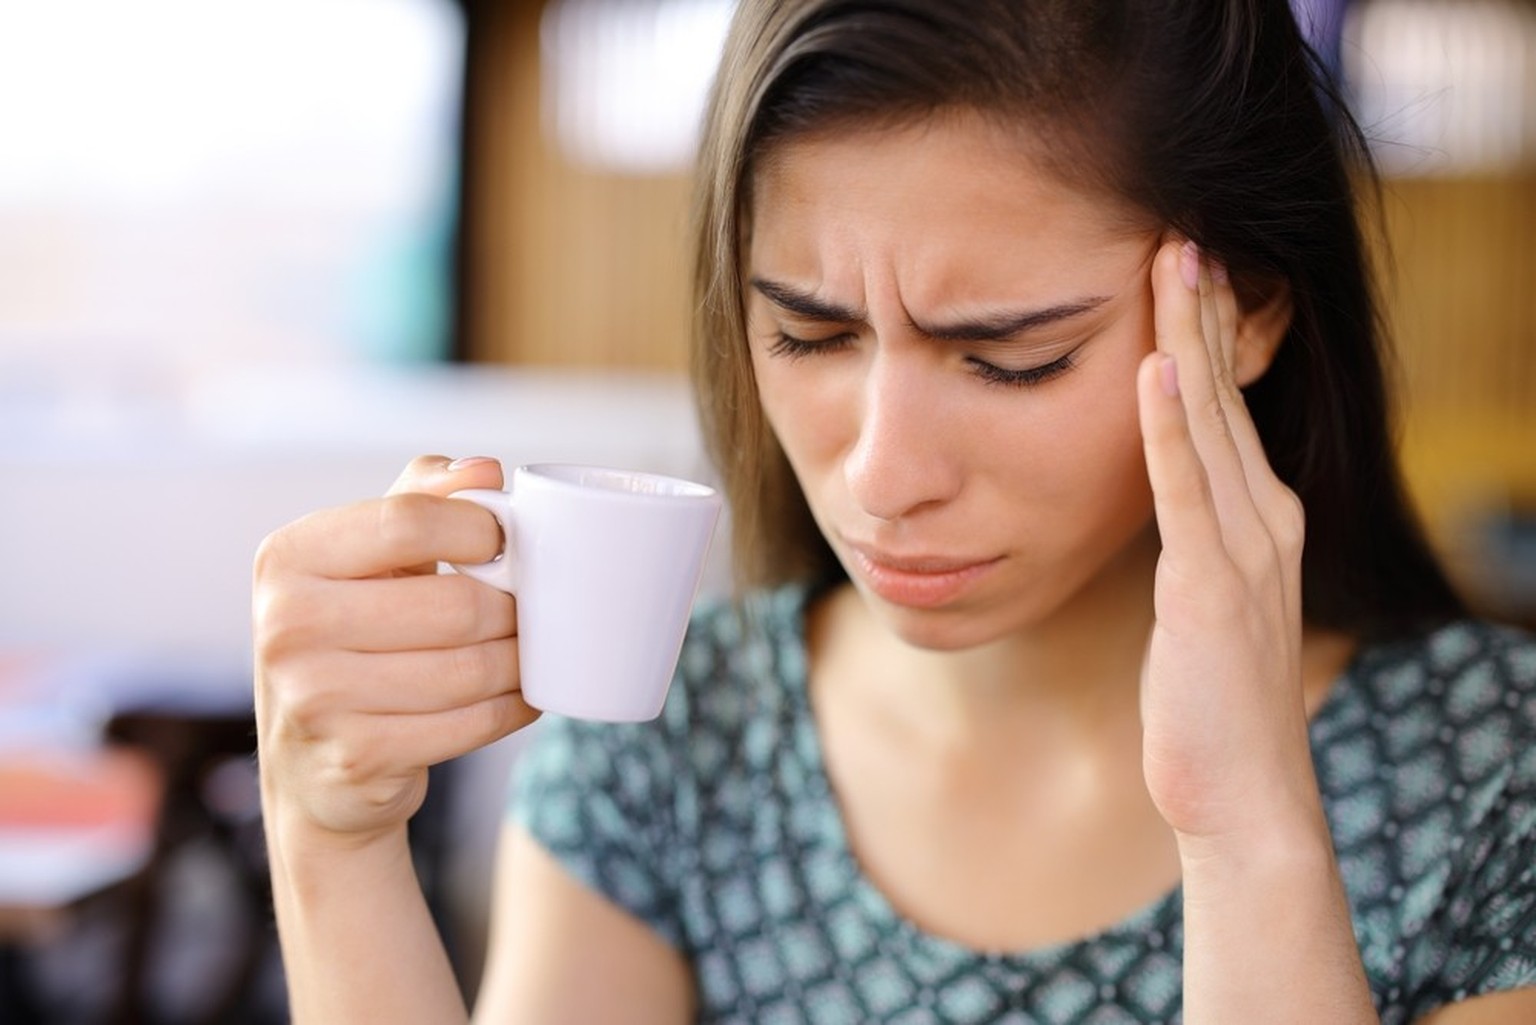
[0,0,1531,1021]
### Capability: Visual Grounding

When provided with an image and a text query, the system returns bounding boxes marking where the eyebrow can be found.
[748,276,1109,342]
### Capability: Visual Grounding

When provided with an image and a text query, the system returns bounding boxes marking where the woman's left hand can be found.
[1135,237,1322,847]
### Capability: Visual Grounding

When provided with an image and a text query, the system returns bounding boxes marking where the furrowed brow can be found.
[911,298,1110,342]
[749,277,1109,341]
[749,277,864,323]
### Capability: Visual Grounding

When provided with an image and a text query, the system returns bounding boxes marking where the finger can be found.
[1209,259,1239,378]
[355,693,541,770]
[267,492,506,581]
[387,454,505,498]
[267,573,517,653]
[307,638,522,715]
[1153,240,1266,544]
[1201,267,1303,552]
[1158,258,1305,623]
[1137,350,1226,566]
[384,455,506,574]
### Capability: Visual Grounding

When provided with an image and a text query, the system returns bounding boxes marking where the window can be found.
[541,0,735,174]
[0,0,466,385]
[1343,0,1536,176]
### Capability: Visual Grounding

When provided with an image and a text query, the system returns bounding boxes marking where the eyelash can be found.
[766,332,1078,389]
[965,352,1077,387]
[766,332,853,361]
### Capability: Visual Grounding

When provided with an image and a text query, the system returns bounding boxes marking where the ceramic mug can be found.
[448,463,721,722]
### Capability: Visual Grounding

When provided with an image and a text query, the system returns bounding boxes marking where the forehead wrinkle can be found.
[904,296,1112,342]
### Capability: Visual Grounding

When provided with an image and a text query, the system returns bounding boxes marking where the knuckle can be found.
[253,507,332,580]
[324,739,382,790]
[405,453,449,476]
[375,492,437,554]
[1272,487,1306,552]
[392,454,450,493]
[261,669,339,745]
[280,686,334,738]
[252,518,313,583]
[253,582,330,660]
[252,586,304,658]
[252,527,287,582]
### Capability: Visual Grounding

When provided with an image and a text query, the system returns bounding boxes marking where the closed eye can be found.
[766,328,1081,388]
[766,331,855,361]
[966,351,1077,387]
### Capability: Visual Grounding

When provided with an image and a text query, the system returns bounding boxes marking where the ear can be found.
[1232,276,1293,387]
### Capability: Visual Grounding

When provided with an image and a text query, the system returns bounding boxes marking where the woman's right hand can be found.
[253,455,540,846]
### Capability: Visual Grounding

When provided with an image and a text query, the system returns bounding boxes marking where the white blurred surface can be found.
[543,0,735,173]
[0,0,466,368]
[1345,0,1536,175]
[0,364,717,693]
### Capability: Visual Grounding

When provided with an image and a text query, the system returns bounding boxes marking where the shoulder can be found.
[1329,618,1536,819]
[1316,617,1536,901]
[1325,619,1535,762]
[1318,619,1536,1017]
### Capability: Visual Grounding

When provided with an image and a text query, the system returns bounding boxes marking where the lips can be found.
[843,541,1001,609]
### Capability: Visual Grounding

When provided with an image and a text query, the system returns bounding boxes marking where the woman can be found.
[252,1,1536,1022]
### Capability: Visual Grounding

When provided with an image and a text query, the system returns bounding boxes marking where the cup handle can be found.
[445,489,520,593]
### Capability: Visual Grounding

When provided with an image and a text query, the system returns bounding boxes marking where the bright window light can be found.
[0,0,465,377]
[1344,0,1536,176]
[542,0,736,175]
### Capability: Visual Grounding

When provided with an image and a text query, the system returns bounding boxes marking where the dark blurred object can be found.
[97,709,274,1025]
[0,702,286,1025]
[1466,500,1536,630]
[1,693,469,1025]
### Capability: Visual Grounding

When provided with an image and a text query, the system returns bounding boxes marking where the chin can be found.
[865,590,1045,652]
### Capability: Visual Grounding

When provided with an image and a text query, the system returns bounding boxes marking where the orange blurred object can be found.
[0,746,162,831]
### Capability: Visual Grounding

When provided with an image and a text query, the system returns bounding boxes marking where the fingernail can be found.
[1179,241,1201,291]
[447,456,496,472]
[1159,354,1180,397]
[1211,259,1230,286]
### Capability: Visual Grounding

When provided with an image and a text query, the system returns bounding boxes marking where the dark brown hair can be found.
[690,0,1465,638]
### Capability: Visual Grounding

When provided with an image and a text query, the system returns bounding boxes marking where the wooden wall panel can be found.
[1378,175,1536,543]
[460,1,693,372]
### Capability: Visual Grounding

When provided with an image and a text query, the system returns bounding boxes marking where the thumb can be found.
[387,455,505,498]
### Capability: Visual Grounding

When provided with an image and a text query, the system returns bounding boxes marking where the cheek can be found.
[996,339,1151,501]
[751,348,851,469]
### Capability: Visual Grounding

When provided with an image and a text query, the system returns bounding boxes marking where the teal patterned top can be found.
[510,586,1536,1024]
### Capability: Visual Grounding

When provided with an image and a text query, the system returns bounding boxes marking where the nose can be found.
[843,352,962,522]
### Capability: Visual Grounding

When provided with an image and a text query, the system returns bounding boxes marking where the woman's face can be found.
[747,111,1163,651]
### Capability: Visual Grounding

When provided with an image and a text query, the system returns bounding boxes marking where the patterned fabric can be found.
[510,586,1536,1024]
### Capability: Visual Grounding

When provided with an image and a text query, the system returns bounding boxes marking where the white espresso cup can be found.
[447,464,722,722]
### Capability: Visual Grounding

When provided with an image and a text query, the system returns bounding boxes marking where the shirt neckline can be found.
[767,580,1370,969]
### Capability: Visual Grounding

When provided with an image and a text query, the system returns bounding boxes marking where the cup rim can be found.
[518,462,719,502]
